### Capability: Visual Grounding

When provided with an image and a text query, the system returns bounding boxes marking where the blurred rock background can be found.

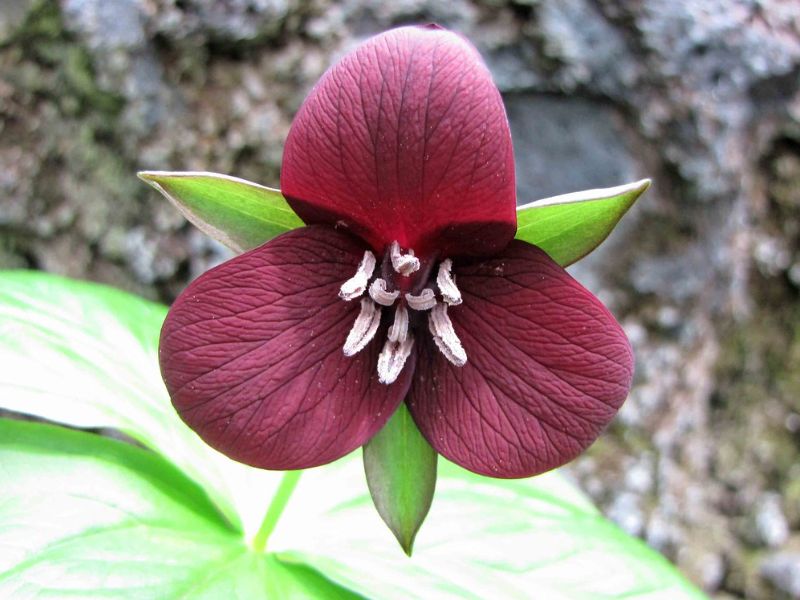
[0,0,798,597]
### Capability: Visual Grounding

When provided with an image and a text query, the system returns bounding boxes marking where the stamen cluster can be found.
[340,241,467,384]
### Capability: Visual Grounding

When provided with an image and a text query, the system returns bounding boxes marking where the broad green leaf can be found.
[515,179,650,267]
[0,419,358,599]
[138,171,304,252]
[272,455,707,600]
[0,270,284,538]
[0,270,707,599]
[363,403,437,555]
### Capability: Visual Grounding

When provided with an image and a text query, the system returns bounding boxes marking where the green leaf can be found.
[363,404,437,556]
[515,179,650,267]
[0,419,359,600]
[0,270,285,538]
[0,269,706,599]
[138,171,304,252]
[271,456,707,600]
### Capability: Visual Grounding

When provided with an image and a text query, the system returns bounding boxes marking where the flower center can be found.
[339,241,467,384]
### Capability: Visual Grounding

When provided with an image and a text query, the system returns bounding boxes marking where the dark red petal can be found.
[407,240,633,478]
[159,226,413,470]
[281,25,516,259]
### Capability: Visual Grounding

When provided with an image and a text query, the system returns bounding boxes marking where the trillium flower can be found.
[159,25,633,479]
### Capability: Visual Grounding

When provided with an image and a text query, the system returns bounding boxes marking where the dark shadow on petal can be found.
[407,240,633,478]
[281,25,516,259]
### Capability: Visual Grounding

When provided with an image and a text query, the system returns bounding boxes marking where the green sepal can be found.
[515,178,651,266]
[363,404,437,556]
[138,171,304,253]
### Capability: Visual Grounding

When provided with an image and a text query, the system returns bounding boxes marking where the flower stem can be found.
[251,470,302,553]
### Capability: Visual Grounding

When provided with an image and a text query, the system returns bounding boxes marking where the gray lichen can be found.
[1,2,799,597]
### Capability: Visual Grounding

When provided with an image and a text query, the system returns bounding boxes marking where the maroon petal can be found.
[407,241,633,478]
[159,226,413,470]
[281,25,516,259]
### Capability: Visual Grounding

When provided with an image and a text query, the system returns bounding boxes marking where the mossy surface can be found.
[2,2,800,598]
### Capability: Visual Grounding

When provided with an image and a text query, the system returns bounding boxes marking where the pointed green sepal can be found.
[137,171,304,253]
[363,403,437,556]
[515,178,651,266]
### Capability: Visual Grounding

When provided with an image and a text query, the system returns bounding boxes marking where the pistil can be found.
[339,242,468,383]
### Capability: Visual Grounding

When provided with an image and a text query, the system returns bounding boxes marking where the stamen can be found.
[436,258,462,306]
[339,250,377,301]
[428,303,467,366]
[406,288,436,311]
[377,334,415,385]
[368,278,400,306]
[390,241,420,276]
[387,304,409,343]
[343,298,381,356]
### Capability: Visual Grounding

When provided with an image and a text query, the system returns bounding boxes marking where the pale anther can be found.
[343,298,381,357]
[436,258,462,306]
[405,288,437,311]
[377,334,415,385]
[339,250,376,301]
[390,240,420,276]
[368,278,400,306]
[428,303,467,367]
[388,303,409,343]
